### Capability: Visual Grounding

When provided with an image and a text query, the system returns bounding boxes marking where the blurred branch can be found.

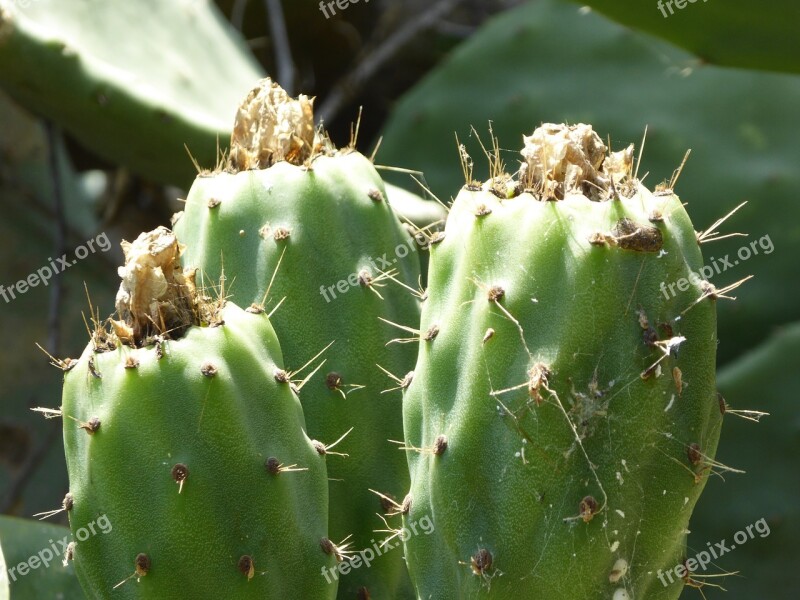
[45,122,67,355]
[317,0,466,125]
[265,0,295,94]
[435,20,478,38]
[232,0,249,30]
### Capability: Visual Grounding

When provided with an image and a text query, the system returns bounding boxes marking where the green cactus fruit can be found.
[402,124,723,599]
[173,79,422,598]
[60,227,335,599]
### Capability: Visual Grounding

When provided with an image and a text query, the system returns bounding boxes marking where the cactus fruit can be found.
[60,227,335,599]
[401,124,723,598]
[174,79,421,598]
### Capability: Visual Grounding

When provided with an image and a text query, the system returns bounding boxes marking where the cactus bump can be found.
[401,124,724,598]
[174,79,421,597]
[60,227,334,599]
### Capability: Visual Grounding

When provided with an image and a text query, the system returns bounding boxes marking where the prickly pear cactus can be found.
[402,124,723,599]
[174,79,421,598]
[61,227,335,599]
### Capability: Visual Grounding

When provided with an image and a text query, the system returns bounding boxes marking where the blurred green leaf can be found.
[378,0,800,365]
[570,0,800,75]
[0,516,85,599]
[688,322,800,598]
[0,0,264,187]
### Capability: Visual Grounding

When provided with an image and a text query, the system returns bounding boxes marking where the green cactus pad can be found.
[61,228,334,599]
[173,80,422,598]
[0,0,263,187]
[569,0,799,75]
[402,125,722,599]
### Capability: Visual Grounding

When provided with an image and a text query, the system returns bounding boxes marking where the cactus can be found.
[378,0,800,366]
[401,124,723,598]
[60,227,334,599]
[173,79,421,598]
